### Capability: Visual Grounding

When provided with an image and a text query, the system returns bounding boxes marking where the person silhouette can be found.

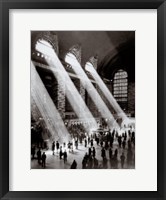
[63,150,67,163]
[52,141,55,155]
[120,152,125,168]
[37,148,41,164]
[92,147,96,158]
[41,152,46,168]
[70,160,77,169]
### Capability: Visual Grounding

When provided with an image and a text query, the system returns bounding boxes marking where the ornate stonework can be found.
[32,31,59,55]
[68,44,81,64]
[56,73,66,119]
[88,55,98,70]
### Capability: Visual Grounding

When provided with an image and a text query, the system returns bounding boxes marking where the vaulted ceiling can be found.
[31,31,135,81]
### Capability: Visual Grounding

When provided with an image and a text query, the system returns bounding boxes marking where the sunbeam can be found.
[35,42,98,133]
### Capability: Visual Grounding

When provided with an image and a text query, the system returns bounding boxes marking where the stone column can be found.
[79,81,85,116]
[128,82,135,117]
[56,74,66,120]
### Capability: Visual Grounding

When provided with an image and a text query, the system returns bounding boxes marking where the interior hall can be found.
[31,31,135,169]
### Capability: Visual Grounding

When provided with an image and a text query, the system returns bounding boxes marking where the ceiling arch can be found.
[98,38,135,82]
[31,31,59,55]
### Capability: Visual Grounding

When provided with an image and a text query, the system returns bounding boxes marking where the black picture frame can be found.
[0,0,165,199]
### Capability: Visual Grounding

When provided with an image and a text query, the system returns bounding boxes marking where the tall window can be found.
[113,69,128,102]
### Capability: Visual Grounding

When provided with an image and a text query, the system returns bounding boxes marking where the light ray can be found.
[85,60,131,125]
[31,62,71,143]
[35,42,98,132]
[65,52,119,129]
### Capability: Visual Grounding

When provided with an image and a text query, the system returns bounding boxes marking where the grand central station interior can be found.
[31,31,135,169]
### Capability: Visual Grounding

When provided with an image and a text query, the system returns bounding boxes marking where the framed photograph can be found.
[0,0,165,200]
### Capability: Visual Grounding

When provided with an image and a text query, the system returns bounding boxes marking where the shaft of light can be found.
[31,62,71,143]
[35,42,98,132]
[65,53,119,129]
[85,62,128,122]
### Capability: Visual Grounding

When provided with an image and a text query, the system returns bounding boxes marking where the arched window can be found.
[113,69,128,102]
[37,39,53,48]
[35,39,55,59]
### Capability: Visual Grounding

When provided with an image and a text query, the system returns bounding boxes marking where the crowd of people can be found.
[31,124,135,169]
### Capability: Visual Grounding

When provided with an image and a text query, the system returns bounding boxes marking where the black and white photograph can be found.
[31,31,135,169]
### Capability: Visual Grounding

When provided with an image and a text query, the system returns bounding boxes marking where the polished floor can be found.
[31,138,135,169]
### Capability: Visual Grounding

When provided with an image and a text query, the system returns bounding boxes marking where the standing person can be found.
[110,136,113,148]
[82,157,87,169]
[84,138,87,147]
[59,146,63,160]
[114,155,118,169]
[122,139,126,149]
[118,135,122,148]
[88,156,93,169]
[90,139,93,147]
[52,141,55,155]
[84,152,89,162]
[88,147,92,157]
[96,137,99,145]
[37,148,41,164]
[128,130,131,138]
[131,131,135,141]
[75,139,78,149]
[56,141,60,153]
[63,150,67,163]
[103,157,108,169]
[88,136,90,144]
[100,140,103,147]
[92,147,96,158]
[105,140,109,150]
[68,141,71,152]
[112,130,115,139]
[124,131,127,141]
[41,152,46,168]
[70,160,77,169]
[128,139,131,150]
[109,147,112,160]
[94,158,98,168]
[120,152,125,168]
[127,149,133,166]
[31,146,36,159]
[114,148,118,158]
[101,147,106,160]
